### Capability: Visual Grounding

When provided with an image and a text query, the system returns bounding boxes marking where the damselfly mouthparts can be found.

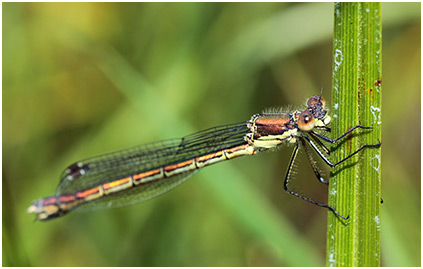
[28,96,380,221]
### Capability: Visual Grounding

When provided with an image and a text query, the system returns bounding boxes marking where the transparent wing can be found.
[56,122,249,195]
[74,170,199,212]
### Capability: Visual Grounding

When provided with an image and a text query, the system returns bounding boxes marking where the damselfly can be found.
[28,96,380,221]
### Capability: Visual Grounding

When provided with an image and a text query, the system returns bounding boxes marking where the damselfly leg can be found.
[302,136,329,185]
[284,125,381,220]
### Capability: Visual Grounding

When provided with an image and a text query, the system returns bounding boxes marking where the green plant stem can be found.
[327,3,382,266]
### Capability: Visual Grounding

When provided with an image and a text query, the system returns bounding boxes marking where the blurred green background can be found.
[3,2,420,266]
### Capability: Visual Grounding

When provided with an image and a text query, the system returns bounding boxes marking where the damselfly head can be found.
[307,95,325,108]
[306,95,327,119]
[305,95,331,128]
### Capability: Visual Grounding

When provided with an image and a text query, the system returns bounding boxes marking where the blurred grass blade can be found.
[327,3,382,266]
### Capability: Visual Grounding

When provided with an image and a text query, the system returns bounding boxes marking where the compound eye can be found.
[307,95,326,108]
[298,111,315,132]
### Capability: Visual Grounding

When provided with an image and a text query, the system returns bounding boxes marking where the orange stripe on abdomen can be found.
[103,177,132,190]
[76,186,102,198]
[164,159,194,172]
